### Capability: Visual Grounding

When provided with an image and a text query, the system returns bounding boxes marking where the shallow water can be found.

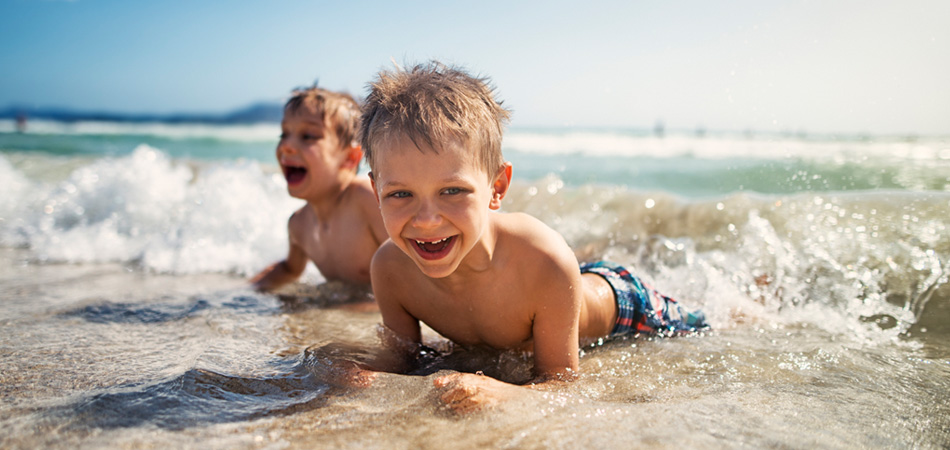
[2,125,949,448]
[2,187,948,448]
[2,266,948,449]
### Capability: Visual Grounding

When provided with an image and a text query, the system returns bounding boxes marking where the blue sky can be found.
[2,0,948,135]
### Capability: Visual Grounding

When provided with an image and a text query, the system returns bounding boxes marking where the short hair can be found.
[360,61,510,175]
[285,85,361,149]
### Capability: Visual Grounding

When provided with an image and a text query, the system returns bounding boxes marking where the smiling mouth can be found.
[412,236,456,260]
[283,165,307,185]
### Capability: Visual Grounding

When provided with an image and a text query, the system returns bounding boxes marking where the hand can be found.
[306,343,381,388]
[327,360,379,388]
[343,363,380,388]
[432,372,518,414]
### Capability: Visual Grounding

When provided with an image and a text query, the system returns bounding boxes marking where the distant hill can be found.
[0,102,285,124]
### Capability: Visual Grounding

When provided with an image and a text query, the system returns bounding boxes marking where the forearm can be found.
[433,365,579,413]
[525,366,579,387]
[306,341,418,388]
[249,261,300,291]
[523,376,572,391]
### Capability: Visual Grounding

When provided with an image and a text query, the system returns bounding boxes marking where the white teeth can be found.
[415,237,449,245]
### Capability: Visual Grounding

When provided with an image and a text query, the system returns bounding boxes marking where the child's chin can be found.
[412,260,457,279]
[421,269,454,279]
[285,188,306,199]
[397,243,457,278]
[284,180,310,197]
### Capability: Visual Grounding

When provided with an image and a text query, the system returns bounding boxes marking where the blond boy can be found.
[251,86,388,290]
[360,63,706,412]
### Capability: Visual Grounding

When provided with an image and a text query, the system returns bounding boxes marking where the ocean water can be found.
[1,119,948,448]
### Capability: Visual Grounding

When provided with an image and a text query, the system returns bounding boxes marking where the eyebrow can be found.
[282,116,325,127]
[377,174,474,189]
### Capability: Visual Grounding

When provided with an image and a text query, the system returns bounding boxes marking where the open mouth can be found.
[412,236,456,260]
[283,165,307,185]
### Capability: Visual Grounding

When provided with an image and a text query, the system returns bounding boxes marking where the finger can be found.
[433,373,462,388]
[440,383,478,405]
[450,400,479,414]
[440,388,462,405]
[432,375,451,388]
[448,392,493,414]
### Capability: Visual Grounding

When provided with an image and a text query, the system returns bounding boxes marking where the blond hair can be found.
[285,85,361,149]
[360,61,510,174]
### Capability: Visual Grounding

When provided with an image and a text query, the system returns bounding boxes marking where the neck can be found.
[307,172,355,219]
[435,217,499,290]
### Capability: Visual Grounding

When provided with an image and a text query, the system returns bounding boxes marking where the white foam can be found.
[503,129,950,163]
[0,153,31,218]
[0,146,309,276]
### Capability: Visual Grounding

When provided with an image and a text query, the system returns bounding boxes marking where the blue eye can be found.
[443,187,462,195]
[390,191,411,199]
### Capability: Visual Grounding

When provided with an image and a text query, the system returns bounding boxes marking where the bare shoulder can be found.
[496,212,576,267]
[370,241,417,291]
[371,239,404,267]
[370,240,425,318]
[286,205,315,243]
[344,177,385,234]
[345,177,380,211]
[488,212,582,312]
[495,212,582,328]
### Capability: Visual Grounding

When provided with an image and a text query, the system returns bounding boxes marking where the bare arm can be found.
[249,214,309,292]
[370,244,424,372]
[434,226,583,412]
[307,243,432,390]
[529,265,582,383]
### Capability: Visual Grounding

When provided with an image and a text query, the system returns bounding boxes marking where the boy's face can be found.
[370,135,509,279]
[276,108,354,200]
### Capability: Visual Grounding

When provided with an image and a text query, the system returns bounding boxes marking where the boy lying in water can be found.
[355,61,706,412]
[251,85,387,290]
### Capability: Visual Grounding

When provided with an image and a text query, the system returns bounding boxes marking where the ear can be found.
[341,143,363,170]
[489,162,512,210]
[368,171,380,205]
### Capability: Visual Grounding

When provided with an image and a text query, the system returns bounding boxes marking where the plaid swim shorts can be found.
[580,261,708,336]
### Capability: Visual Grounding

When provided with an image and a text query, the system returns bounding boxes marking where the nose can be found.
[277,136,297,156]
[412,199,442,229]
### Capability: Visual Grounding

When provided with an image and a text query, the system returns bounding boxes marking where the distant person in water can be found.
[250,85,387,290]
[15,113,27,133]
[353,61,708,412]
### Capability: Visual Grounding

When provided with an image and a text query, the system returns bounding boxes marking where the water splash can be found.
[0,147,305,276]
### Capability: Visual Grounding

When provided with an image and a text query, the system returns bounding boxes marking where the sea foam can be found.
[504,129,950,162]
[0,146,316,278]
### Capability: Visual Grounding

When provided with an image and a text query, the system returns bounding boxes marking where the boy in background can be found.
[359,62,706,412]
[251,86,388,290]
